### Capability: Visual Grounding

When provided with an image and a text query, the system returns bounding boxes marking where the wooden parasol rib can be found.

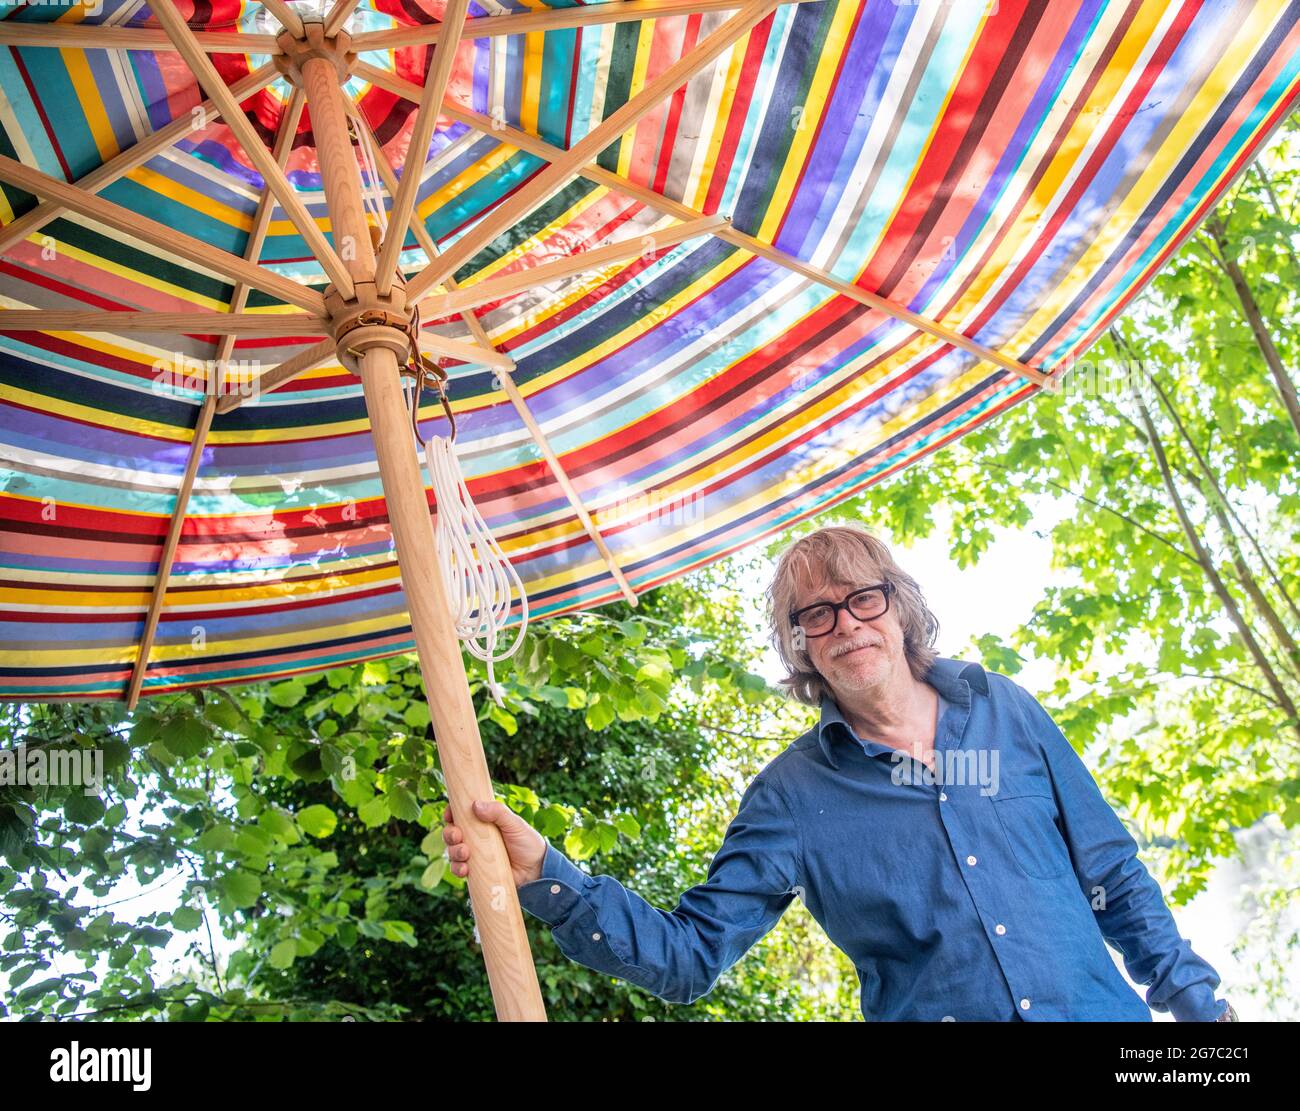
[259,0,306,37]
[126,91,309,709]
[360,80,1052,388]
[0,65,278,256]
[124,399,216,710]
[216,338,338,415]
[400,0,781,304]
[373,0,470,298]
[0,312,327,337]
[151,0,357,300]
[0,154,325,314]
[324,0,364,36]
[209,91,310,371]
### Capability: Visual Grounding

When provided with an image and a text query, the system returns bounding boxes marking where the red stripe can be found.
[964,1,1203,340]
[9,47,73,181]
[651,14,703,196]
[857,0,1031,292]
[702,14,774,217]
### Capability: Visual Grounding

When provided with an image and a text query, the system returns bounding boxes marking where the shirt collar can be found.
[814,656,988,769]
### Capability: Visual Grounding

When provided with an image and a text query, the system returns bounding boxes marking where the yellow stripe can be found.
[126,163,253,233]
[616,21,659,181]
[64,50,119,166]
[756,0,861,244]
[521,30,544,138]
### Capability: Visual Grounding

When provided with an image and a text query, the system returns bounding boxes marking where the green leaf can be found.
[613,812,641,840]
[268,679,308,708]
[386,785,421,823]
[402,701,431,730]
[164,715,210,758]
[170,907,203,931]
[269,939,298,969]
[220,870,260,909]
[419,859,446,890]
[63,793,106,826]
[382,920,417,946]
[357,796,390,829]
[258,807,300,844]
[196,825,238,853]
[584,695,616,732]
[297,804,337,839]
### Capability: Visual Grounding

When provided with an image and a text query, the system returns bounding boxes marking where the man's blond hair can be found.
[766,524,940,705]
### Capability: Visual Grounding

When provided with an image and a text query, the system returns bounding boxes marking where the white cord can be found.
[354,116,388,235]
[422,431,528,706]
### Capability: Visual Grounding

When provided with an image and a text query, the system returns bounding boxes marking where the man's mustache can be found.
[829,638,883,658]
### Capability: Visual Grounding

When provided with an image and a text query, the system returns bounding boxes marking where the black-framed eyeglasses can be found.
[789,582,895,638]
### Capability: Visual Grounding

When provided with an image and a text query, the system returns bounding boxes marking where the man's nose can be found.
[831,606,863,635]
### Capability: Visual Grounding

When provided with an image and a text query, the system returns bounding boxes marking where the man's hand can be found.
[442,800,547,887]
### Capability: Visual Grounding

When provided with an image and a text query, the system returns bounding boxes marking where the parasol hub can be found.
[324,281,413,374]
[273,23,356,87]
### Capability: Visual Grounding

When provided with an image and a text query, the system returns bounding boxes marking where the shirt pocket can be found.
[990,772,1073,880]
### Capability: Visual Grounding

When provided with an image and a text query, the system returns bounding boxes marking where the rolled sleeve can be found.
[1014,684,1227,1021]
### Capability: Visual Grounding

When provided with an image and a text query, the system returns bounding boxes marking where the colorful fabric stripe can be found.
[1,0,1297,698]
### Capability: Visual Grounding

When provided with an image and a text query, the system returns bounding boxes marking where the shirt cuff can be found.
[515,841,590,927]
[1164,982,1228,1022]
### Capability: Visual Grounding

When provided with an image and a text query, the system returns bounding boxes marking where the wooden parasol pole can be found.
[290,27,547,1021]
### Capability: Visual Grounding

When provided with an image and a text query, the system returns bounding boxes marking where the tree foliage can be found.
[0,560,854,1021]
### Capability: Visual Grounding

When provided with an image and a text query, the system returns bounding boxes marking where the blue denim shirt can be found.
[516,657,1227,1021]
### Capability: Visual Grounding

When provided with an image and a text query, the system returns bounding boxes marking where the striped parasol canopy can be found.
[2,0,1298,703]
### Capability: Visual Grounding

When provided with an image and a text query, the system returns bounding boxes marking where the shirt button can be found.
[941,1015,955,1022]
[549,884,561,894]
[966,855,977,866]
[592,932,602,941]
[1020,998,1031,1010]
[995,924,1006,935]
[939,792,948,802]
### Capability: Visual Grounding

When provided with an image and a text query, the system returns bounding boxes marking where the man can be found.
[441,524,1234,1021]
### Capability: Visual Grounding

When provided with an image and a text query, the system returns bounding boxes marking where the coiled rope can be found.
[405,356,528,707]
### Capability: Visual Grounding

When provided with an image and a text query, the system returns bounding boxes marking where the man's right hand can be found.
[442,800,548,887]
